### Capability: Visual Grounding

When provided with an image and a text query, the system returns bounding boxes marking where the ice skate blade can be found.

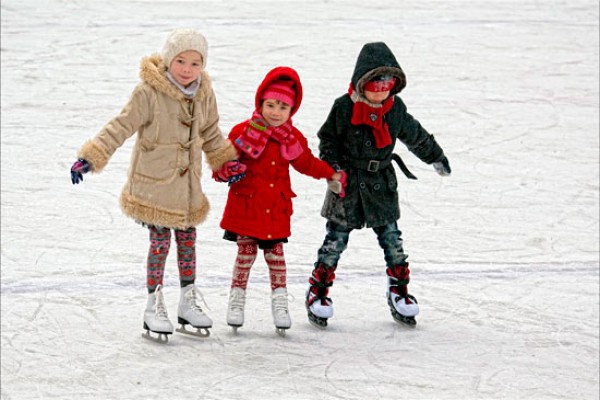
[390,311,417,326]
[275,327,289,337]
[176,324,211,337]
[228,324,242,335]
[307,312,328,329]
[142,330,171,343]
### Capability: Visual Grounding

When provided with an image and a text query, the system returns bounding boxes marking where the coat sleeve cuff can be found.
[205,139,239,171]
[77,140,110,172]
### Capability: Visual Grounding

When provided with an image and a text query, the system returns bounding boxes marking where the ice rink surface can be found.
[1,0,598,399]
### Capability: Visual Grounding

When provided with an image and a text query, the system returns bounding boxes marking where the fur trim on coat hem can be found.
[119,191,210,230]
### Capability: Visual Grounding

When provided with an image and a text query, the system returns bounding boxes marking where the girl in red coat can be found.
[216,66,344,335]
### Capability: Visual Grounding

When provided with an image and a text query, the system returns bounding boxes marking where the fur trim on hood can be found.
[351,42,406,97]
[139,54,213,102]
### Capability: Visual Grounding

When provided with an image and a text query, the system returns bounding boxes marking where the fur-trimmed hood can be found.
[351,42,407,97]
[139,54,214,103]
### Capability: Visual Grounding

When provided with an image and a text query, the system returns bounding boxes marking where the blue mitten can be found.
[70,159,90,184]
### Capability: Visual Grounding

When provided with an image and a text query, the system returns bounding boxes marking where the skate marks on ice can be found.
[1,266,598,399]
[417,269,598,399]
[2,0,599,397]
[295,265,598,399]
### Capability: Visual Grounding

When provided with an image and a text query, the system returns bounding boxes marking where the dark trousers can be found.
[316,220,408,268]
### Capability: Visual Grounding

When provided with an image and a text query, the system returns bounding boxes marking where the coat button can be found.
[359,182,366,189]
[269,183,274,188]
[266,209,271,214]
[365,140,371,147]
[271,161,276,166]
[373,183,381,190]
[267,234,272,239]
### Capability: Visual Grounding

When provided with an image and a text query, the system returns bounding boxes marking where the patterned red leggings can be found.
[146,226,196,292]
[230,237,287,291]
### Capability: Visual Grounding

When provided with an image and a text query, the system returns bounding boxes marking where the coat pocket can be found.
[134,144,179,182]
[280,188,297,217]
[227,187,256,221]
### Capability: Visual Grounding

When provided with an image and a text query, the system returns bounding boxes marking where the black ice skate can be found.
[386,264,419,326]
[306,290,332,329]
[387,293,418,326]
[306,263,336,329]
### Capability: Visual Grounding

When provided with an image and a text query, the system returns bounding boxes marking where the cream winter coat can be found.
[78,54,237,229]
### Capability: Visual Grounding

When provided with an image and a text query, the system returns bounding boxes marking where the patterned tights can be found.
[230,237,287,291]
[146,226,196,293]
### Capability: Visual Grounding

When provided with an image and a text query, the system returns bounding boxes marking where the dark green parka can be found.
[319,42,445,229]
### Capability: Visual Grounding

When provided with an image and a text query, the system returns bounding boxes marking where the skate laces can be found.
[154,286,170,320]
[229,289,246,312]
[186,285,210,313]
[272,290,290,315]
[387,264,410,299]
[307,290,331,307]
[313,264,336,283]
[386,264,410,283]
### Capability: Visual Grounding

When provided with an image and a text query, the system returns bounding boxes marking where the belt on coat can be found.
[345,154,417,180]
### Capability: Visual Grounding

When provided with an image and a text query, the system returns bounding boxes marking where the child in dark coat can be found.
[306,42,451,328]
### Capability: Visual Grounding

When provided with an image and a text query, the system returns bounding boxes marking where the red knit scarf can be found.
[234,111,304,160]
[349,84,394,148]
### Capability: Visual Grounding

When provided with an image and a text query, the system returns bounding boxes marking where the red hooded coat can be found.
[220,66,335,240]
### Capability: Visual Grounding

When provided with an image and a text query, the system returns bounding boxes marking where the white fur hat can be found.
[161,28,208,68]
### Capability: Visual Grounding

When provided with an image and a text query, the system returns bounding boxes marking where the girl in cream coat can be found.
[70,28,244,342]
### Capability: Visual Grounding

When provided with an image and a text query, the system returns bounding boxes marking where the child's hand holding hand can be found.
[214,160,247,185]
[327,170,347,198]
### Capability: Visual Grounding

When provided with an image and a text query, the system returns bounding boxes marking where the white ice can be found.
[1,0,599,399]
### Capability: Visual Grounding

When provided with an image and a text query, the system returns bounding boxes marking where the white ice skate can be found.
[226,287,246,334]
[387,291,419,326]
[176,284,212,337]
[142,285,174,343]
[271,287,291,336]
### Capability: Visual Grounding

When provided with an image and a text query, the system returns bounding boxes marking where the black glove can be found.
[432,156,451,176]
[70,159,91,184]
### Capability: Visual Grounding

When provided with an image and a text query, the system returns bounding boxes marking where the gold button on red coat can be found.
[271,161,276,166]
[269,183,274,188]
[266,209,271,214]
[267,234,272,239]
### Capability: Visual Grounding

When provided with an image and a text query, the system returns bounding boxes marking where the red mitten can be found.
[214,160,247,184]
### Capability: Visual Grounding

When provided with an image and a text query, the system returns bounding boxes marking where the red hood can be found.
[255,66,303,117]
